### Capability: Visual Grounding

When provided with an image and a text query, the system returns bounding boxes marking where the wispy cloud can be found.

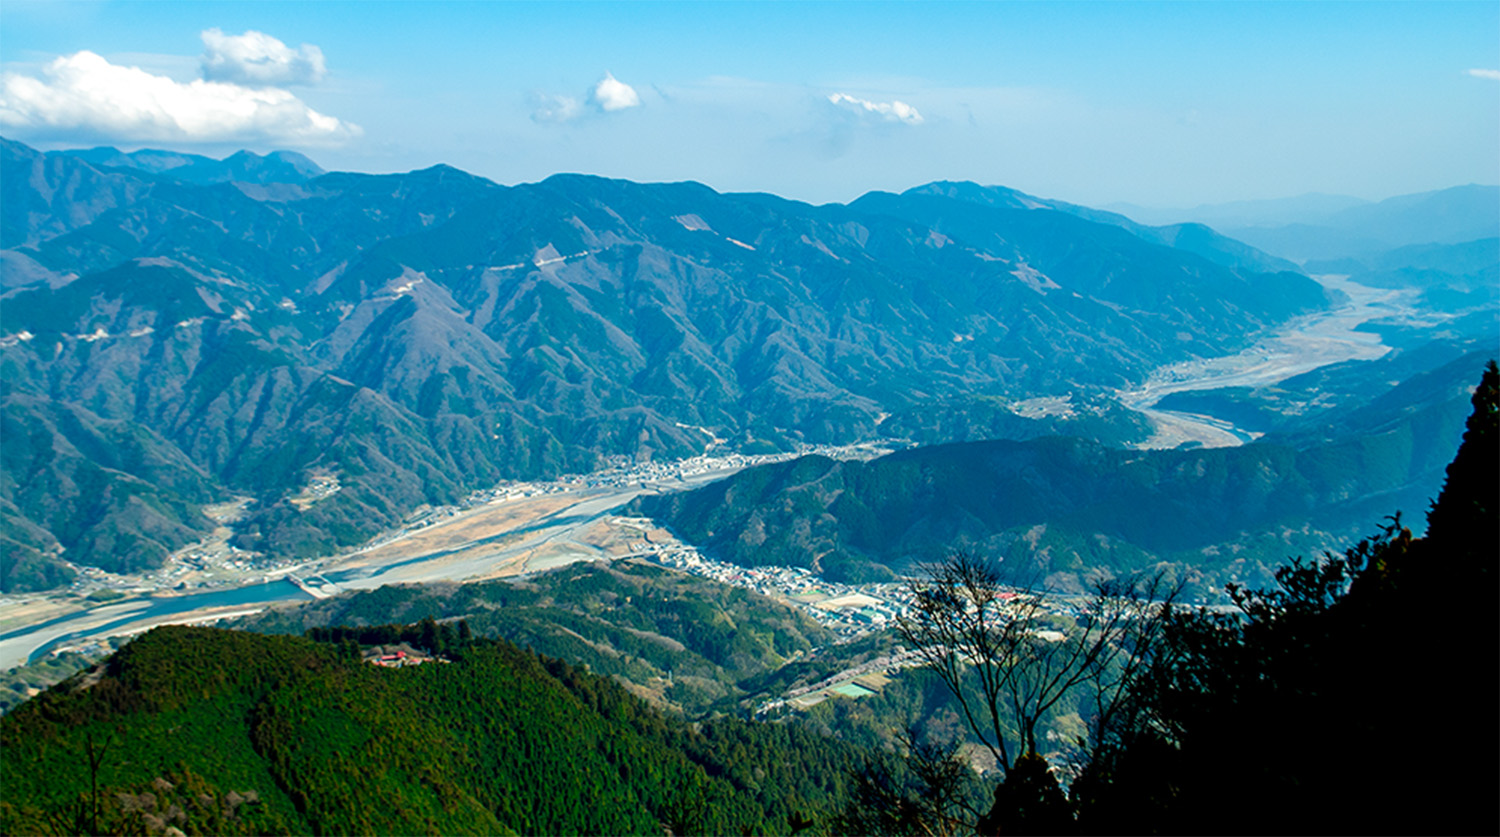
[200,28,326,87]
[0,50,359,145]
[592,72,641,112]
[1467,68,1500,81]
[534,72,642,123]
[531,92,583,123]
[827,93,923,125]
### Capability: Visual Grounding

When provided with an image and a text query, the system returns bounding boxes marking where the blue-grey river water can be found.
[1,581,315,668]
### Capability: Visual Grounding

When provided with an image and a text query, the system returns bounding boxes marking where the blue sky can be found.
[3,1,1496,208]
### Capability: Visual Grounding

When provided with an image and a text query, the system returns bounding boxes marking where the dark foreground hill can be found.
[1,138,1327,591]
[1068,361,1499,836]
[0,623,866,835]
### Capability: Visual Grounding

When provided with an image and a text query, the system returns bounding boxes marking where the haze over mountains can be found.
[0,138,1337,592]
[1110,184,1500,264]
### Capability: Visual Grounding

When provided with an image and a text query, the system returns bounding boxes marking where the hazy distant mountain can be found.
[58,145,325,185]
[896,181,1301,274]
[1224,185,1500,263]
[0,138,1331,591]
[1105,186,1500,264]
[1301,237,1500,319]
[1,138,158,248]
[1105,193,1369,230]
[1306,237,1499,276]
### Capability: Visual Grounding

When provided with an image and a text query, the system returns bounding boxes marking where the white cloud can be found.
[1467,68,1500,81]
[531,92,583,123]
[828,93,923,125]
[0,50,360,145]
[592,72,640,112]
[200,28,326,87]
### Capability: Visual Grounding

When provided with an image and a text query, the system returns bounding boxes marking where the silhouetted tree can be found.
[895,552,1177,832]
[835,730,980,836]
[975,751,1071,836]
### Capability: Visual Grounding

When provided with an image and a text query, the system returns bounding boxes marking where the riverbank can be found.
[1123,275,1405,448]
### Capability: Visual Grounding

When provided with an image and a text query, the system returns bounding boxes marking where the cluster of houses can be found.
[289,474,341,509]
[362,645,447,668]
[644,546,917,640]
[458,440,899,509]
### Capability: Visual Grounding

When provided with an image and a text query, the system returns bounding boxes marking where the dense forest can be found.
[0,621,874,835]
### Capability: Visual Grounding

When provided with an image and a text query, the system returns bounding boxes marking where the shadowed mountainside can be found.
[636,353,1486,596]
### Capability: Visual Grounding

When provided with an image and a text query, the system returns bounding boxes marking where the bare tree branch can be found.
[897,551,1180,776]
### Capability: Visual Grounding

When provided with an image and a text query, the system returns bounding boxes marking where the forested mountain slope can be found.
[0,623,867,835]
[637,354,1486,595]
[232,560,841,716]
[0,139,1329,591]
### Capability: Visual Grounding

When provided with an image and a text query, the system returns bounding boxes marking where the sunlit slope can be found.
[235,560,840,715]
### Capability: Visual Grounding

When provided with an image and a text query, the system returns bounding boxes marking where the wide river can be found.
[0,276,1407,669]
[0,469,739,669]
[1119,275,1403,448]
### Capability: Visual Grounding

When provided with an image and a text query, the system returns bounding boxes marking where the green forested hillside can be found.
[0,624,868,835]
[235,561,839,715]
[876,390,1152,448]
[228,564,1028,773]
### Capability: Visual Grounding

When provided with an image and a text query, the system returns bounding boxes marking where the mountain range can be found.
[0,138,1330,591]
